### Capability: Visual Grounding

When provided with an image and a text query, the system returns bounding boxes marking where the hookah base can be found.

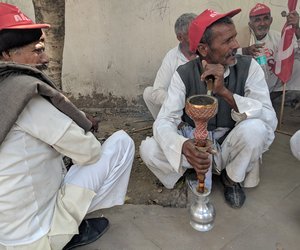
[190,220,214,232]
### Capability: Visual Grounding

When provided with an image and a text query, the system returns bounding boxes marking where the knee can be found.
[233,119,269,149]
[111,130,135,152]
[139,137,156,165]
[143,86,153,103]
[290,130,300,160]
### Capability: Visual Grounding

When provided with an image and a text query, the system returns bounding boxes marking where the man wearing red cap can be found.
[140,8,277,208]
[0,3,134,249]
[143,13,197,119]
[240,3,300,104]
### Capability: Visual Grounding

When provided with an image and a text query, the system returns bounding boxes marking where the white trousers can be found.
[0,130,135,250]
[290,130,300,160]
[140,119,272,189]
[143,86,166,119]
[64,130,135,212]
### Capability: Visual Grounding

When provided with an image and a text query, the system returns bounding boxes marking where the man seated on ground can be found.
[290,130,300,160]
[140,8,277,209]
[239,3,300,106]
[143,13,197,119]
[0,3,134,250]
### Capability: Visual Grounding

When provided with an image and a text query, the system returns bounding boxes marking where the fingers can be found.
[182,140,211,175]
[200,60,224,82]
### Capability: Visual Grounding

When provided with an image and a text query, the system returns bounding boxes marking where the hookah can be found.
[185,77,218,232]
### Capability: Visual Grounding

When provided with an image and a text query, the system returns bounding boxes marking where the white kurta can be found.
[143,45,190,119]
[140,58,277,189]
[0,95,134,249]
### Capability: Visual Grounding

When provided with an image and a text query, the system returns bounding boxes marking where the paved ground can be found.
[77,103,300,250]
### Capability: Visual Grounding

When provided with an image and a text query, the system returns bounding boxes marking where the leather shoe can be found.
[221,170,246,208]
[63,217,109,250]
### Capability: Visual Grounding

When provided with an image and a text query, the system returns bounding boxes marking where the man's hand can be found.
[201,60,225,94]
[242,43,265,57]
[86,114,99,133]
[201,60,238,111]
[182,139,210,176]
[287,10,299,28]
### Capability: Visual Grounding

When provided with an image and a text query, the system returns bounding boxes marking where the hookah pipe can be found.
[195,74,216,193]
[185,60,218,194]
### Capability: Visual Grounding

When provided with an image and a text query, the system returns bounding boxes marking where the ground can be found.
[91,111,188,208]
[85,96,300,208]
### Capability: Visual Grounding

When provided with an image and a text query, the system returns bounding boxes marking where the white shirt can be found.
[239,30,300,91]
[153,58,278,173]
[151,45,190,104]
[0,95,101,246]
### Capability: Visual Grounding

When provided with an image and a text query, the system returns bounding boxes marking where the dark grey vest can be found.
[177,55,252,131]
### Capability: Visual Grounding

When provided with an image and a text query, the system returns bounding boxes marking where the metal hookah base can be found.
[188,182,215,232]
[190,221,214,232]
[189,201,215,232]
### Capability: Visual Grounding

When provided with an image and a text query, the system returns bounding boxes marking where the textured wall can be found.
[7,0,292,108]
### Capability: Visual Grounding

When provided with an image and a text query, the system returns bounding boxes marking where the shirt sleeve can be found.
[153,71,189,172]
[232,58,278,131]
[151,49,178,105]
[16,95,101,165]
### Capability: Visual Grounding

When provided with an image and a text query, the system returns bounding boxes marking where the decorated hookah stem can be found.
[195,76,214,193]
[194,125,208,193]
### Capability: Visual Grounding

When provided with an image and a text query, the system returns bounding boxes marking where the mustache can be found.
[35,63,48,71]
[257,26,269,31]
[227,49,237,57]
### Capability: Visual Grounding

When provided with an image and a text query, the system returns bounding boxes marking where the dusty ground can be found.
[89,111,188,208]
[83,96,299,208]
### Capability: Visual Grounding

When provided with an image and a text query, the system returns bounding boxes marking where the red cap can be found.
[249,3,271,17]
[0,3,50,31]
[189,8,241,52]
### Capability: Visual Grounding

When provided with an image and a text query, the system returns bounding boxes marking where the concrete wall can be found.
[7,0,295,109]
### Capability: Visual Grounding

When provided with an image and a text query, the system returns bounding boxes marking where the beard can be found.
[227,49,238,66]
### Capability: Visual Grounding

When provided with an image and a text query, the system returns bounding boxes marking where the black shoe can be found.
[63,217,109,250]
[220,170,246,208]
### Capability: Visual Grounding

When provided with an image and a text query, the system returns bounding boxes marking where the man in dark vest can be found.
[140,8,277,208]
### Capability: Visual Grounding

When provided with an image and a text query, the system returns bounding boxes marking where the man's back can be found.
[0,95,65,244]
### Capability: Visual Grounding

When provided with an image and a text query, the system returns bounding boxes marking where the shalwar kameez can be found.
[140,56,277,189]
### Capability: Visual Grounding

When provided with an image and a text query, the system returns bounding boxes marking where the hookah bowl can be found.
[185,94,218,232]
[185,95,218,145]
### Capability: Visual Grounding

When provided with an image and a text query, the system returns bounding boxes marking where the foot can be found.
[220,170,246,208]
[63,217,109,250]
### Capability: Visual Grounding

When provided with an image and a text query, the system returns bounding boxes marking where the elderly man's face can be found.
[249,14,272,40]
[204,23,239,67]
[6,37,49,70]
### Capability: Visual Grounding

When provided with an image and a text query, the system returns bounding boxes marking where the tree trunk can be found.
[32,0,65,89]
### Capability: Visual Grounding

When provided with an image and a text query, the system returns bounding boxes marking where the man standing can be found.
[140,8,277,208]
[240,3,300,103]
[143,13,197,119]
[0,3,134,250]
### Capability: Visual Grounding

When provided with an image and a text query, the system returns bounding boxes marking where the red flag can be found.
[274,0,298,84]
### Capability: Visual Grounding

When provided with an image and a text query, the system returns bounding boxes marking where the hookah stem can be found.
[197,172,205,193]
[197,74,215,193]
[196,139,207,193]
[206,78,214,96]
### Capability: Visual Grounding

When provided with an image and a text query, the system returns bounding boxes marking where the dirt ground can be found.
[90,111,188,208]
[86,96,300,208]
